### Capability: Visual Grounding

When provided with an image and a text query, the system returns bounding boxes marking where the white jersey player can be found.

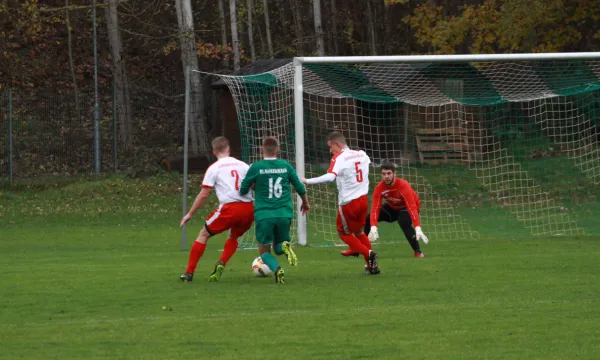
[179,137,255,282]
[301,131,380,275]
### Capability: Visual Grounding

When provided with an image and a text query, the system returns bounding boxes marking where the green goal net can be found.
[202,55,600,247]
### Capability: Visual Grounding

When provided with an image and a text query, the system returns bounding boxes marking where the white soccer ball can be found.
[252,256,272,277]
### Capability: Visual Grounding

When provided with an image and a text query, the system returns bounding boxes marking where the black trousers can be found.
[364,203,421,252]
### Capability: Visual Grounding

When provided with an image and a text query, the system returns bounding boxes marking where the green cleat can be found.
[275,267,285,284]
[282,241,298,267]
[208,262,225,282]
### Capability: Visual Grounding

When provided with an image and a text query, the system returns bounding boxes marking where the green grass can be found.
[1,175,599,359]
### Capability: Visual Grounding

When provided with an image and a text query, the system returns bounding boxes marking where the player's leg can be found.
[397,210,423,257]
[255,218,284,283]
[351,196,379,273]
[342,204,398,257]
[181,226,212,282]
[214,203,255,272]
[337,197,376,270]
[273,217,297,266]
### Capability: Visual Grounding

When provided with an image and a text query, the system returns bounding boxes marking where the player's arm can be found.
[239,164,258,196]
[288,164,310,215]
[400,182,429,244]
[368,183,384,241]
[180,171,214,227]
[302,158,339,185]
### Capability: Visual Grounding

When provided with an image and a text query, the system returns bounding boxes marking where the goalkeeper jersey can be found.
[370,177,421,227]
[239,158,306,221]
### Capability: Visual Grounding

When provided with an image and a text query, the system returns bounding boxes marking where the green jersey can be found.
[239,158,306,221]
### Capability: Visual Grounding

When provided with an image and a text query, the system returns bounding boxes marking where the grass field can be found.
[1,174,599,360]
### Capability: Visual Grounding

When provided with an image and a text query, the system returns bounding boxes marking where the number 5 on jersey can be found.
[355,162,363,183]
[269,176,283,198]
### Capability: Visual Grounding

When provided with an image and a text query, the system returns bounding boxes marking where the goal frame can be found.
[292,52,600,246]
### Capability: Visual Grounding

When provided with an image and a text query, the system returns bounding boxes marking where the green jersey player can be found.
[239,136,310,284]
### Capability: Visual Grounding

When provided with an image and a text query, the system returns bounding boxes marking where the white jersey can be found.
[202,157,253,204]
[328,148,370,205]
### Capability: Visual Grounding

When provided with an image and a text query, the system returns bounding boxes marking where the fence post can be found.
[7,88,13,186]
[181,66,191,251]
[112,81,117,172]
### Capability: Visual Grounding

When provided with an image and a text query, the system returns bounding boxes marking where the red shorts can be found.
[336,195,368,234]
[205,202,254,239]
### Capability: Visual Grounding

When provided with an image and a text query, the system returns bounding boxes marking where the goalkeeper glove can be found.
[368,226,379,242]
[415,226,429,244]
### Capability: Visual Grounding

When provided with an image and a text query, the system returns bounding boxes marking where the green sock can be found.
[274,242,284,255]
[261,253,280,272]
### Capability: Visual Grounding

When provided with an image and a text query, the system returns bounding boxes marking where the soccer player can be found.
[358,161,429,257]
[301,131,380,274]
[239,136,310,284]
[179,136,254,282]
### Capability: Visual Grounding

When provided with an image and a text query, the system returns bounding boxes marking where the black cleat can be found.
[180,273,193,282]
[364,264,381,275]
[368,250,378,269]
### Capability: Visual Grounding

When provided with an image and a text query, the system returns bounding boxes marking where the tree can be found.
[104,0,133,151]
[217,0,229,67]
[230,0,240,70]
[175,0,208,154]
[263,0,274,58]
[289,0,304,54]
[247,0,256,62]
[313,0,325,56]
[329,0,339,54]
[65,0,80,120]
[365,0,377,55]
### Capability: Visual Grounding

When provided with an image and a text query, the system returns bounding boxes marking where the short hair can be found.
[262,136,279,156]
[211,136,230,153]
[381,162,396,172]
[327,131,347,145]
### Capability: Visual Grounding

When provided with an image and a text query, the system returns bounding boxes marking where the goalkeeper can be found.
[342,162,429,258]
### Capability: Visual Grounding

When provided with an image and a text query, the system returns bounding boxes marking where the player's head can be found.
[262,136,279,158]
[381,162,396,185]
[327,131,347,155]
[211,136,230,157]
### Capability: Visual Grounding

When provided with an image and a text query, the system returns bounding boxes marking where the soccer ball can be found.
[252,256,272,277]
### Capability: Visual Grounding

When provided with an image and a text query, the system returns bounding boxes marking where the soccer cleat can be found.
[208,262,225,282]
[282,241,298,267]
[180,273,194,282]
[364,264,381,275]
[275,267,285,284]
[368,250,378,270]
[414,251,425,258]
[340,248,359,257]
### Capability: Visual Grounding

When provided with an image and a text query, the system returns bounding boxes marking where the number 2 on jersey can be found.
[355,162,363,183]
[268,177,283,198]
[231,170,240,190]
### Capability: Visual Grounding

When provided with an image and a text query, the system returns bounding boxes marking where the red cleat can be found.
[414,251,425,258]
[340,248,359,257]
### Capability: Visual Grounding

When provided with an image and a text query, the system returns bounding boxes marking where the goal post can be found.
[191,52,600,248]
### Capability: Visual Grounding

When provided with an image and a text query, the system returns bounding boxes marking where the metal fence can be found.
[0,84,202,184]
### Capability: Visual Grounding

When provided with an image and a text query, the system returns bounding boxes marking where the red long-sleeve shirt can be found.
[370,177,421,227]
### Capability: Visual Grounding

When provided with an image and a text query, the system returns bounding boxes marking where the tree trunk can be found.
[104,0,133,152]
[229,0,240,70]
[175,0,209,155]
[330,0,339,55]
[217,0,229,67]
[247,0,256,62]
[366,0,377,55]
[263,0,274,58]
[289,0,304,54]
[313,0,324,56]
[65,0,80,121]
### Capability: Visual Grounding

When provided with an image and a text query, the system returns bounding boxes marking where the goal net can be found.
[199,54,600,247]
